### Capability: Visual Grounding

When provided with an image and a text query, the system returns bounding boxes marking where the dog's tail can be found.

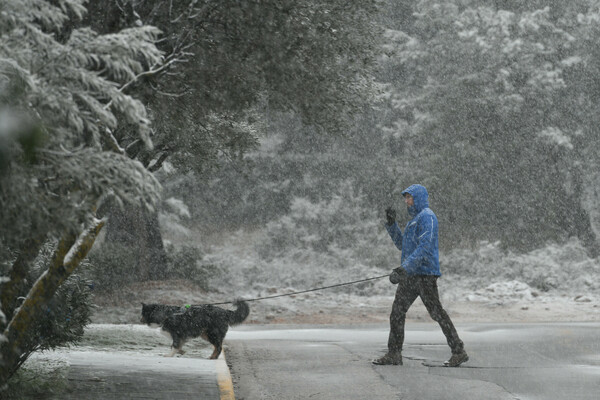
[228,299,249,325]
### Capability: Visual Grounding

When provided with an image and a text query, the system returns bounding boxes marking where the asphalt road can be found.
[225,322,600,400]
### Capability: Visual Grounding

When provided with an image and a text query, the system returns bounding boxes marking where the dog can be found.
[141,300,249,359]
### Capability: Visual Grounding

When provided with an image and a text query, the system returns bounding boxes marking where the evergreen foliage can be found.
[83,241,217,291]
[0,0,162,249]
[1,0,162,384]
[82,0,382,173]
[257,182,393,269]
[383,1,600,252]
[77,0,383,282]
[25,273,93,361]
[1,0,383,384]
[187,0,600,256]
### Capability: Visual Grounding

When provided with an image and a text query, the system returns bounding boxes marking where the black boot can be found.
[444,351,469,367]
[372,352,402,365]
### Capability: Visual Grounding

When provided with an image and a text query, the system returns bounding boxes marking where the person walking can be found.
[373,184,468,367]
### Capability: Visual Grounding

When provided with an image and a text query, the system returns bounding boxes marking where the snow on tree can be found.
[79,0,383,281]
[0,0,162,384]
[380,1,600,254]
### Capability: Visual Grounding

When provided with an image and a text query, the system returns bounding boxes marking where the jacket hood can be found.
[402,184,429,216]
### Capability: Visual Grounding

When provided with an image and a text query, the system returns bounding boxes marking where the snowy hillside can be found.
[91,230,600,325]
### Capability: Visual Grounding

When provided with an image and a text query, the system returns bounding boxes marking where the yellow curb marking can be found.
[217,351,235,400]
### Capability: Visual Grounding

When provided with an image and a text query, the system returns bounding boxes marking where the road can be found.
[225,322,600,400]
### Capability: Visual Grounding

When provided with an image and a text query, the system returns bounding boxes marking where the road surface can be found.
[225,322,600,400]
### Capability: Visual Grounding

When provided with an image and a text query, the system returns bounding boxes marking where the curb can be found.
[216,351,235,400]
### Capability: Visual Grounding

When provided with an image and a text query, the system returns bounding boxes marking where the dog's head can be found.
[141,303,167,326]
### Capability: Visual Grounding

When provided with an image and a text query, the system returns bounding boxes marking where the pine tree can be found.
[0,0,163,384]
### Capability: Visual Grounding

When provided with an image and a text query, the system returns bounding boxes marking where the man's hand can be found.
[389,267,406,284]
[385,207,396,225]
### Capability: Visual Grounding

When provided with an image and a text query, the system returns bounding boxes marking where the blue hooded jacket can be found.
[385,184,441,276]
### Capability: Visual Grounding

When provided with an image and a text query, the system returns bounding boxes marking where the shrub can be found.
[0,242,93,375]
[164,243,219,290]
[84,241,218,291]
[83,242,139,292]
[257,182,393,269]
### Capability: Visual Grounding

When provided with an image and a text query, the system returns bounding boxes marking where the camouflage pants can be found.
[388,275,464,354]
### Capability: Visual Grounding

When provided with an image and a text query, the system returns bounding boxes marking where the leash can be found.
[196,273,391,306]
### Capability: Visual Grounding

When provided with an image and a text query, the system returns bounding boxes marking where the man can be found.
[373,184,468,367]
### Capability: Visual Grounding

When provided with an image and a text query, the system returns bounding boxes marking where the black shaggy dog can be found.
[141,300,249,359]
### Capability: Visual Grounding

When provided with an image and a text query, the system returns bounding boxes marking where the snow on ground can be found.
[465,280,537,302]
[73,324,211,358]
[5,324,212,399]
[29,324,211,367]
[7,236,599,398]
[90,234,600,325]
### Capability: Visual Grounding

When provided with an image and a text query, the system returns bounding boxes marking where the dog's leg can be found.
[177,339,187,355]
[209,344,222,359]
[165,336,181,357]
[207,332,224,359]
[165,348,178,357]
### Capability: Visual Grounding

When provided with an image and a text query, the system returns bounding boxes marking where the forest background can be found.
[2,0,600,387]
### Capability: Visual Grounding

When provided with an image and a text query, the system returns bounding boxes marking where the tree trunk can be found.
[569,170,599,258]
[105,204,167,281]
[0,234,46,324]
[0,219,104,384]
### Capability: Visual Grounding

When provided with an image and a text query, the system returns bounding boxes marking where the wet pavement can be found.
[226,322,600,400]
